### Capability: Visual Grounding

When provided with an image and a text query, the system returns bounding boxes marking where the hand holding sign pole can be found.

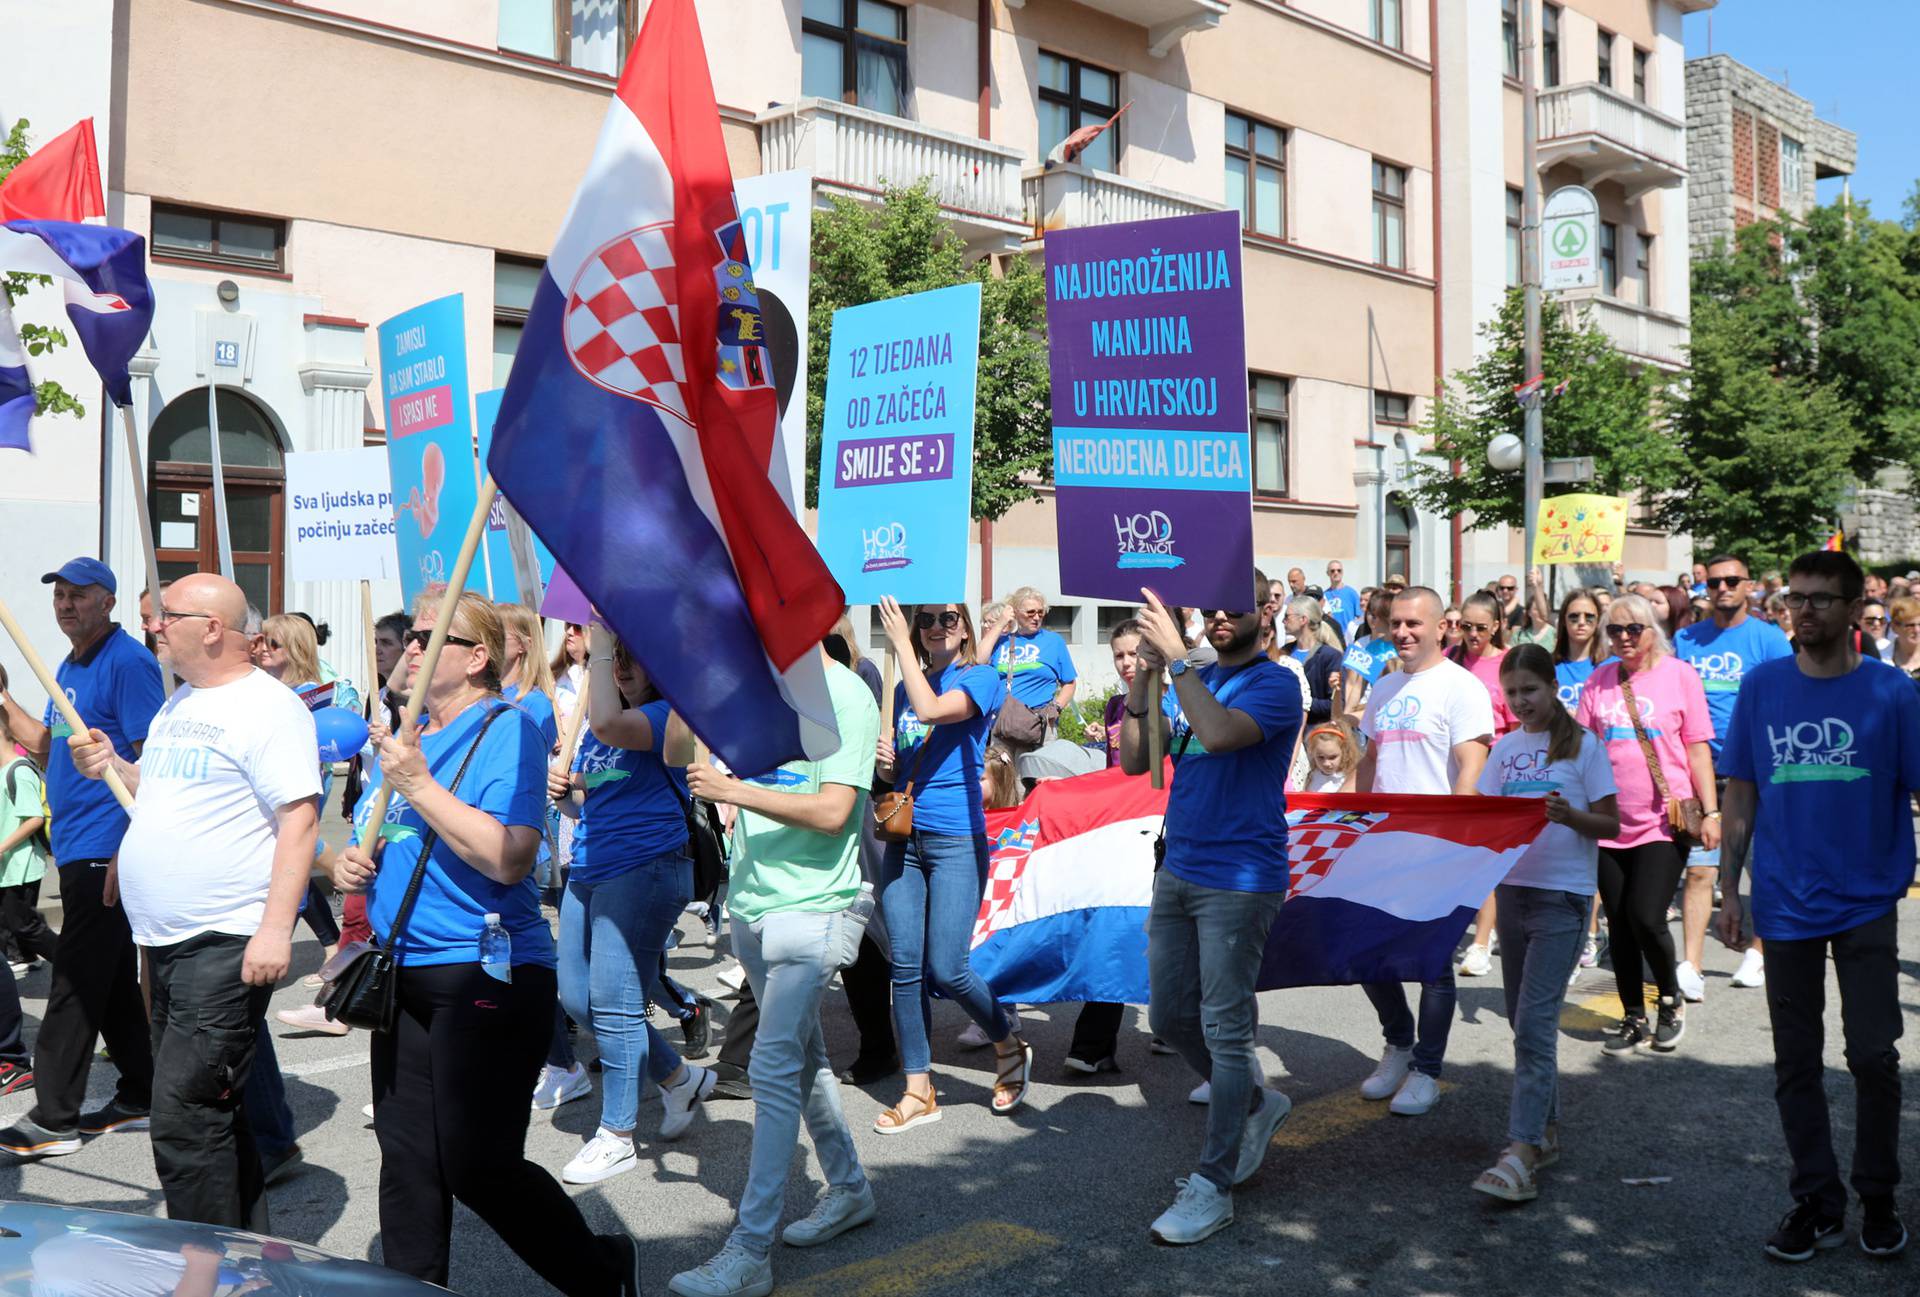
[0,593,135,812]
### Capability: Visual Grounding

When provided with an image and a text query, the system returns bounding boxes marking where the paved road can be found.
[3,886,1915,1297]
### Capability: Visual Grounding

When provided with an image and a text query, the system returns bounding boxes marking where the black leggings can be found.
[1597,839,1688,1016]
[299,879,340,947]
[371,961,619,1295]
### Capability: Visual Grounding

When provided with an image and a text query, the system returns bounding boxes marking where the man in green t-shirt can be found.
[670,654,880,1297]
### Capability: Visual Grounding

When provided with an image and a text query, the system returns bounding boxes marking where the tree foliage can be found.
[0,118,86,425]
[806,183,1050,520]
[1401,288,1678,530]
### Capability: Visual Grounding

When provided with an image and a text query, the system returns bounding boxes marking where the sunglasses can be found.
[913,611,962,630]
[1704,575,1747,590]
[405,629,479,650]
[1605,623,1649,639]
[1863,615,1888,625]
[1204,609,1252,622]
[1462,620,1497,634]
[1566,611,1598,623]
[1781,592,1845,612]
[1497,584,1517,593]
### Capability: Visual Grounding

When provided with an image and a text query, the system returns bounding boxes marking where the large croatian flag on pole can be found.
[971,770,1548,1002]
[486,0,843,776]
[0,220,153,412]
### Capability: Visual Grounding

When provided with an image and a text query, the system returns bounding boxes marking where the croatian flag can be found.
[971,769,1548,1002]
[0,220,153,412]
[486,0,843,776]
[0,297,31,451]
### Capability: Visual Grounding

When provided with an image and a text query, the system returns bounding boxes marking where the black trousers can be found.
[0,878,59,963]
[1765,908,1902,1213]
[1597,839,1687,1015]
[299,879,340,948]
[28,860,153,1131]
[372,961,620,1295]
[1070,1002,1126,1061]
[148,933,271,1230]
[0,958,25,1065]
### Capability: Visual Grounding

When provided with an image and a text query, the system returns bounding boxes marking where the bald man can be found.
[68,573,322,1230]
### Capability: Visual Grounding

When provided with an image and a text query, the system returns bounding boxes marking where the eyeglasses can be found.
[913,611,962,630]
[1605,623,1649,639]
[1441,616,1461,627]
[1781,592,1845,612]
[146,608,211,630]
[1566,612,1598,624]
[405,629,479,650]
[1898,620,1920,631]
[1704,575,1747,590]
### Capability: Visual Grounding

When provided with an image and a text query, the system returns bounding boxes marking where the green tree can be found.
[0,118,87,426]
[1401,288,1679,530]
[806,183,1050,519]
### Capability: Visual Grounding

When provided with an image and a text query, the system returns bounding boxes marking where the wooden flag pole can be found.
[360,579,380,712]
[881,645,897,740]
[0,594,136,812]
[555,670,592,772]
[1146,667,1165,790]
[117,406,173,692]
[360,475,499,850]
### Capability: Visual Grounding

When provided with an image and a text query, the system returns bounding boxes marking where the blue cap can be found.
[41,557,117,594]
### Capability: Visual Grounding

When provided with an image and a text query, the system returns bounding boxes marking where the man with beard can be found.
[1121,570,1303,1246]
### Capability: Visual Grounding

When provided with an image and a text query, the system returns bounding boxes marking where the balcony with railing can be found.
[755,98,1028,243]
[1022,163,1222,239]
[1565,293,1690,370]
[1536,81,1687,198]
[1004,0,1228,56]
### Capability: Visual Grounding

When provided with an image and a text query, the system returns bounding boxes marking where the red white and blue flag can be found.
[485,0,843,775]
[971,768,1548,1001]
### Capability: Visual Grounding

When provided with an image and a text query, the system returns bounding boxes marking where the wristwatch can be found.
[1167,658,1191,680]
[1705,810,1723,820]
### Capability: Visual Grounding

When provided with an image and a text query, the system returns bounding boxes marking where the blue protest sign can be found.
[377,295,484,607]
[815,283,981,604]
[473,387,557,604]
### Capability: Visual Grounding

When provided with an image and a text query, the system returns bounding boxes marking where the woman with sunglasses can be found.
[1440,605,1465,652]
[872,596,1029,1132]
[1574,594,1719,1055]
[334,593,641,1295]
[1448,592,1516,976]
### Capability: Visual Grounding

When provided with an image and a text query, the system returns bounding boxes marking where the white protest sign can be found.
[734,169,813,517]
[1542,185,1600,292]
[285,447,400,582]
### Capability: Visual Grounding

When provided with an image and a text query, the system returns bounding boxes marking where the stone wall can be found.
[1841,469,1920,568]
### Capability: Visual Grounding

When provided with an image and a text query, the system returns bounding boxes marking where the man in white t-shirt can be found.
[70,573,320,1231]
[1353,587,1495,1116]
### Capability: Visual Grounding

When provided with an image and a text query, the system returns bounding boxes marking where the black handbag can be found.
[319,705,510,1033]
[668,777,728,906]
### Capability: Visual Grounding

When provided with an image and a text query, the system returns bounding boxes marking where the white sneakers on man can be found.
[1187,1080,1211,1105]
[1731,948,1766,987]
[1149,1175,1234,1245]
[1233,1088,1292,1184]
[562,1128,637,1184]
[667,1242,773,1297]
[532,1061,592,1110]
[1676,961,1707,1003]
[660,1064,717,1139]
[782,1181,877,1247]
[1359,1045,1413,1100]
[1389,1071,1441,1116]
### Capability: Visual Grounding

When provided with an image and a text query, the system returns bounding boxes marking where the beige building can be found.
[0,0,1706,698]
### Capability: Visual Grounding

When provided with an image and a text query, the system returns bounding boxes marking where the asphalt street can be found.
[3,865,1915,1297]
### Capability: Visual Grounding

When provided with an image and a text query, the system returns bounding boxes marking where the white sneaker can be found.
[716,964,748,999]
[1389,1070,1441,1116]
[562,1128,638,1185]
[667,1242,772,1297]
[1359,1044,1413,1100]
[1732,948,1766,988]
[956,1006,1020,1050]
[1676,961,1707,1003]
[782,1180,876,1247]
[1457,944,1492,977]
[532,1062,592,1110]
[361,1102,375,1120]
[660,1064,716,1139]
[1232,1088,1293,1185]
[1148,1175,1233,1245]
[1187,1080,1211,1105]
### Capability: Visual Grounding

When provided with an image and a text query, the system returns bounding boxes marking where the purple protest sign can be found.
[1045,210,1254,611]
[540,565,592,624]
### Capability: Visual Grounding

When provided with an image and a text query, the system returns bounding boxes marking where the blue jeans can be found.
[1363,972,1458,1078]
[1494,884,1588,1145]
[878,832,1009,1075]
[727,907,868,1257]
[557,850,691,1133]
[243,1027,296,1160]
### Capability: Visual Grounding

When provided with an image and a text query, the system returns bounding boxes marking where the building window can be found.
[1375,392,1412,425]
[1632,47,1649,103]
[1369,0,1402,49]
[1505,187,1523,287]
[1501,0,1518,78]
[498,0,632,77]
[1044,605,1077,637]
[1541,4,1561,88]
[1097,605,1140,643]
[1250,373,1289,497]
[1781,135,1805,200]
[151,204,286,273]
[1371,160,1407,269]
[1636,232,1654,306]
[1039,51,1120,173]
[1597,28,1614,88]
[802,0,909,117]
[1599,220,1619,295]
[493,255,544,389]
[1225,112,1285,239]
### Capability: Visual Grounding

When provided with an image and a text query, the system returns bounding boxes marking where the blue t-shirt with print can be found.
[1674,616,1792,756]
[43,628,165,864]
[569,699,688,884]
[1163,659,1304,892]
[1720,656,1920,940]
[1343,637,1396,686]
[355,701,555,967]
[502,683,558,752]
[1323,585,1363,633]
[991,629,1076,710]
[893,662,1005,837]
[1554,656,1616,711]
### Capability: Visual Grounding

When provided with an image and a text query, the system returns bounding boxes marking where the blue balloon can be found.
[313,706,369,763]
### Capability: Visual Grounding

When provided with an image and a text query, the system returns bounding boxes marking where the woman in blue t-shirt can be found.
[872,595,1029,1132]
[333,593,639,1295]
[548,628,713,1186]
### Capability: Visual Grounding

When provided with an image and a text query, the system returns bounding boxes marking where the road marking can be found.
[1560,986,1658,1033]
[1269,1080,1456,1152]
[777,1222,1055,1297]
[282,1050,372,1080]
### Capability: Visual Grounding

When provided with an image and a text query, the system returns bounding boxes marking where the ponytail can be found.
[1500,643,1583,765]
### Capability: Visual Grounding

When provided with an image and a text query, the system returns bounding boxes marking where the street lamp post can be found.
[1520,0,1545,584]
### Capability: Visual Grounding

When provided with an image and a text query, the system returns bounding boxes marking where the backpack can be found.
[3,758,52,859]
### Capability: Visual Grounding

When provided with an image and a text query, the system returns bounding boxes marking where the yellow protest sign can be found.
[1534,493,1629,565]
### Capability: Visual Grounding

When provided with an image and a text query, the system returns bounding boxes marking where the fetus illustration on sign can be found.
[396,442,445,538]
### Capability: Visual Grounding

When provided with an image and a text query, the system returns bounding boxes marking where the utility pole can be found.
[1519,0,1544,586]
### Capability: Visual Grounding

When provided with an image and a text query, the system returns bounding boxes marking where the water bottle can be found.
[834,883,876,969]
[479,912,512,984]
[847,882,877,927]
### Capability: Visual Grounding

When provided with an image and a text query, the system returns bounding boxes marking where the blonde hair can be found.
[1305,723,1361,774]
[1287,597,1344,652]
[411,588,506,693]
[982,742,1021,809]
[496,602,555,700]
[830,611,867,670]
[261,614,322,687]
[1607,592,1672,659]
[1004,586,1047,614]
[911,603,979,667]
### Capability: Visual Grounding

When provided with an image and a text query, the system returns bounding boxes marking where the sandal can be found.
[1472,1150,1538,1203]
[873,1087,941,1136]
[991,1036,1034,1115]
[1535,1126,1560,1169]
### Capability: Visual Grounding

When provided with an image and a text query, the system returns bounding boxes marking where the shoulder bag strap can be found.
[1615,671,1673,804]
[382,703,514,962]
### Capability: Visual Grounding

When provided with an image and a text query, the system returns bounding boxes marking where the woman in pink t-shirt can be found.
[1449,590,1515,975]
[1575,593,1720,1056]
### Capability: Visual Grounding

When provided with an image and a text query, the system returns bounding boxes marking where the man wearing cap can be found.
[0,559,162,1158]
